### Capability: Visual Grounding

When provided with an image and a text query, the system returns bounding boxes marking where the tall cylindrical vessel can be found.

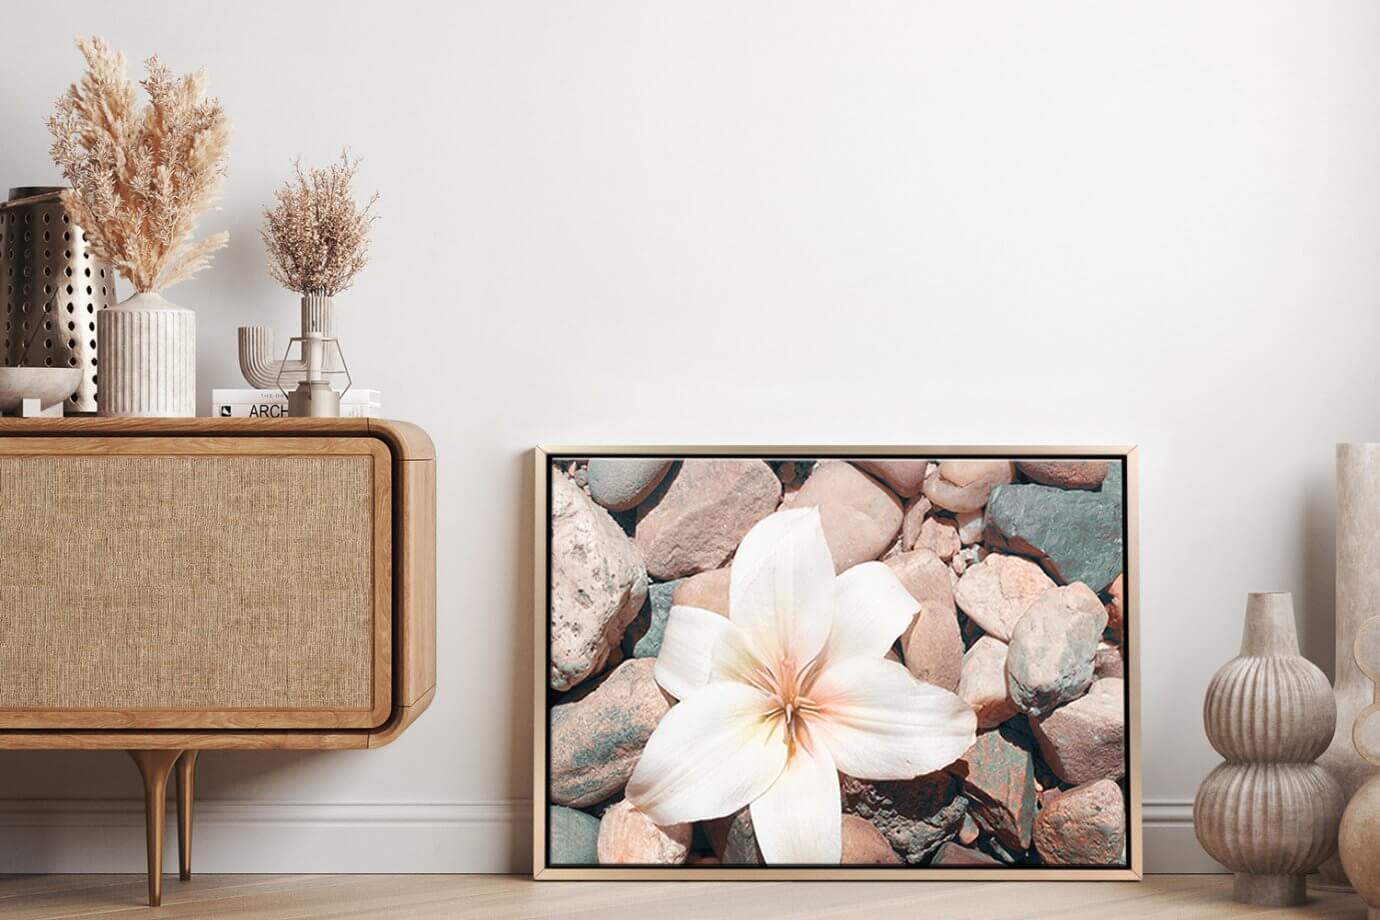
[1320,444,1380,885]
[1194,592,1344,906]
[1338,616,1380,916]
[96,291,195,417]
[0,187,116,413]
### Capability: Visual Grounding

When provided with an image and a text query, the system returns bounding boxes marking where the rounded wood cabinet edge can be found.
[367,686,437,749]
[367,418,436,461]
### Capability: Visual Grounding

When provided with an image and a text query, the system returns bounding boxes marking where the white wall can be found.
[0,0,1376,874]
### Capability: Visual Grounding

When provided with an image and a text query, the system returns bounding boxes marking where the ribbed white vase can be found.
[96,291,196,417]
[1194,592,1344,906]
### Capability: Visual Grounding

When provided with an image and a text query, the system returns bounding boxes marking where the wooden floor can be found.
[0,874,1365,919]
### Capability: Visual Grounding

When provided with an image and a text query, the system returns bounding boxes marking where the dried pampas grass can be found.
[261,152,379,297]
[47,36,230,294]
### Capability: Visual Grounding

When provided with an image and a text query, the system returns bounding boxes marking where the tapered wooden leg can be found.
[128,749,182,908]
[175,751,199,881]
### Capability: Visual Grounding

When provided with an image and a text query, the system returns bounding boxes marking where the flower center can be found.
[768,655,823,753]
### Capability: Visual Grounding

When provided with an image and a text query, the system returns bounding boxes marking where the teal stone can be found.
[985,461,1124,592]
[623,579,683,659]
[549,805,601,866]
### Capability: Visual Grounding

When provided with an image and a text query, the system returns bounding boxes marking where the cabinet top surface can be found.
[0,417,434,459]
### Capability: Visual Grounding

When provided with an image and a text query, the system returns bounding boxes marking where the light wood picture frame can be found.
[534,446,1141,880]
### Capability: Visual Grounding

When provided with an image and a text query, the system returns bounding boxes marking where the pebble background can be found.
[547,456,1128,868]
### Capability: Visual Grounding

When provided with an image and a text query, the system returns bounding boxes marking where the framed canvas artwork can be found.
[533,447,1140,880]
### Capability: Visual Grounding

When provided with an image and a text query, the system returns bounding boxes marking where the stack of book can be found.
[211,388,382,419]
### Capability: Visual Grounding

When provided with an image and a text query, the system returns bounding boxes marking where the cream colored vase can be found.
[96,291,195,417]
[1339,616,1380,919]
[1320,443,1380,886]
[1194,592,1344,907]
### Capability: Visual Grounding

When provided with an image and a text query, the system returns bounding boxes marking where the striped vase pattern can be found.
[96,291,195,417]
[1193,592,1343,906]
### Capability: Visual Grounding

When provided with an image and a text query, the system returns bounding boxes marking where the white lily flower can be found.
[626,506,978,864]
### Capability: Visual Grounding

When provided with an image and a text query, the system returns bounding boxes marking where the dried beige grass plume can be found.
[261,153,379,297]
[47,36,230,294]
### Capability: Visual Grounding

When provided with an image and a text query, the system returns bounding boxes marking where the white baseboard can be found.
[1141,800,1222,873]
[0,798,1216,874]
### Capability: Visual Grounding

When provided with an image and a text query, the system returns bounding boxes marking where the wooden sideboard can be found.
[0,417,436,905]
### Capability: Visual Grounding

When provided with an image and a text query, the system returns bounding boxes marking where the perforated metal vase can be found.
[0,186,116,413]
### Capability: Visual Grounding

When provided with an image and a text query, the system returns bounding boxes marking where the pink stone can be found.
[597,799,691,865]
[932,841,1001,866]
[634,459,781,580]
[900,495,933,551]
[1094,640,1124,680]
[914,516,961,562]
[1018,460,1110,491]
[1032,677,1126,785]
[841,814,903,865]
[951,727,1037,851]
[953,553,1055,642]
[670,567,731,616]
[959,635,1018,729]
[1106,573,1125,637]
[902,598,963,693]
[794,461,903,572]
[550,472,649,691]
[956,509,985,545]
[853,459,930,498]
[886,549,956,651]
[550,659,671,806]
[1032,779,1126,866]
[923,460,1015,513]
[958,812,980,845]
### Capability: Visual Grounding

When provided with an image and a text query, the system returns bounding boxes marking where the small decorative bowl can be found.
[0,367,82,415]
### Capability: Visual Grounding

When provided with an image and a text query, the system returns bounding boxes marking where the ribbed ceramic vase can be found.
[1194,592,1344,906]
[96,291,195,417]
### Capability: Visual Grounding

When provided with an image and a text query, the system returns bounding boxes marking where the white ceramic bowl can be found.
[0,367,82,414]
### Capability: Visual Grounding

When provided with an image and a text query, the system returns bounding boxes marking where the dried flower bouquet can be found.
[47,36,230,293]
[261,153,379,297]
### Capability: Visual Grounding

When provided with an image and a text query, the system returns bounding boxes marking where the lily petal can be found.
[626,682,788,826]
[728,507,836,665]
[655,605,735,700]
[824,561,919,664]
[811,658,977,781]
[750,730,842,865]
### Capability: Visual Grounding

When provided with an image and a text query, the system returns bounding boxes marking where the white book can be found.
[212,401,381,419]
[212,387,381,405]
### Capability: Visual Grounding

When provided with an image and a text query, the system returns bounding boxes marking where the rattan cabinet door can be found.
[0,436,392,729]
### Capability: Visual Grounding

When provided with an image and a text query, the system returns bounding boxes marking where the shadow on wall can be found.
[1299,472,1337,679]
[0,748,323,800]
